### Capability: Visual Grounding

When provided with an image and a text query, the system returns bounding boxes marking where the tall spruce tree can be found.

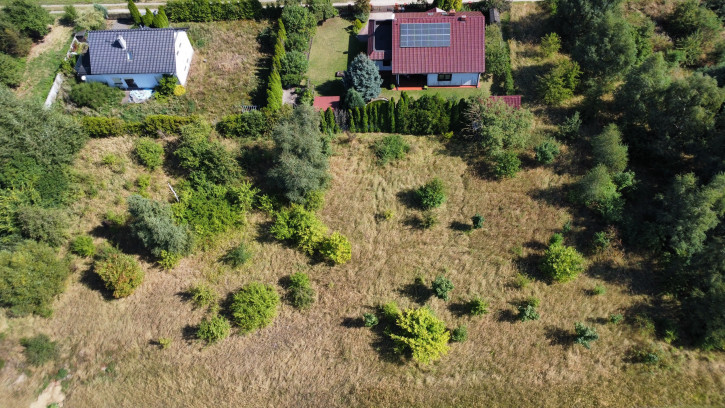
[343,53,382,102]
[128,0,142,25]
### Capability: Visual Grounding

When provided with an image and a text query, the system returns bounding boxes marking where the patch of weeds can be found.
[511,245,524,257]
[158,337,172,349]
[512,272,530,289]
[421,211,438,229]
[20,334,58,366]
[593,230,611,253]
[286,272,315,310]
[54,368,68,380]
[451,325,468,342]
[517,297,540,322]
[633,314,656,338]
[592,284,606,295]
[136,174,151,198]
[101,154,126,174]
[377,209,395,222]
[221,243,252,268]
[609,313,623,324]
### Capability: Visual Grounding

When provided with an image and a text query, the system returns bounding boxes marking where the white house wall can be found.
[174,31,194,85]
[426,73,479,86]
[85,73,164,89]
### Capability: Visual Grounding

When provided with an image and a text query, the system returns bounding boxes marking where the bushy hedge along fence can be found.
[165,0,262,22]
[82,115,197,138]
[265,19,285,111]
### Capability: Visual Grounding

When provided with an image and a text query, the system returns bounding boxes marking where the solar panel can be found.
[399,23,451,48]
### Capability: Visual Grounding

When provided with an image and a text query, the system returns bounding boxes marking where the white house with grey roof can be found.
[75,27,193,90]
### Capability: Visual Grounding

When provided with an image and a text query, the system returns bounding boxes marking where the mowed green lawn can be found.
[308,17,365,96]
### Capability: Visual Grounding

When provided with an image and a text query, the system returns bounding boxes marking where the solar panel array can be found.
[399,23,451,48]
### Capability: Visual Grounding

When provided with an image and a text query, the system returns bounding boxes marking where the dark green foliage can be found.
[485,24,515,94]
[629,344,662,364]
[0,241,70,317]
[270,205,327,255]
[432,275,454,301]
[324,108,338,133]
[574,165,624,222]
[557,111,581,141]
[155,74,178,97]
[61,5,78,26]
[152,6,170,28]
[281,4,316,38]
[69,82,123,110]
[388,307,450,364]
[81,117,126,138]
[492,150,521,179]
[451,325,468,342]
[127,194,191,258]
[197,313,231,344]
[217,111,269,139]
[374,135,409,165]
[70,235,95,257]
[541,241,586,283]
[221,243,252,268]
[363,312,379,327]
[142,115,194,136]
[403,94,451,135]
[540,32,561,57]
[229,282,280,333]
[269,105,329,204]
[518,297,540,321]
[552,0,624,42]
[683,275,725,350]
[16,206,69,247]
[172,181,244,239]
[469,296,489,315]
[0,53,22,87]
[343,88,365,110]
[306,0,338,22]
[167,0,261,22]
[1,0,53,40]
[537,59,581,104]
[609,313,623,324]
[631,16,655,64]
[614,53,670,131]
[173,121,243,185]
[464,98,534,152]
[280,50,308,88]
[705,0,725,21]
[128,0,142,25]
[94,250,144,298]
[472,214,484,229]
[535,139,560,164]
[415,178,446,210]
[593,231,611,253]
[592,124,628,174]
[266,69,283,111]
[0,20,32,57]
[134,138,164,170]
[420,211,438,229]
[287,271,315,310]
[343,53,382,102]
[142,8,154,27]
[285,32,308,53]
[435,0,463,11]
[667,0,721,40]
[571,13,637,82]
[20,334,58,366]
[574,322,599,348]
[549,233,564,246]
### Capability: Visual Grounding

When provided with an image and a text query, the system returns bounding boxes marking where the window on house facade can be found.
[437,74,452,81]
[383,60,391,67]
[112,78,123,86]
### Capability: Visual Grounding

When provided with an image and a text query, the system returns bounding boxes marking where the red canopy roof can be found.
[392,11,486,75]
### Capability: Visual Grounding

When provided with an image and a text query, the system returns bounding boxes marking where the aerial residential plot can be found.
[1,0,724,407]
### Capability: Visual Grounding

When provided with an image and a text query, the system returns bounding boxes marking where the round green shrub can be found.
[94,252,145,298]
[518,297,540,322]
[287,271,315,310]
[134,138,164,170]
[469,296,489,316]
[451,325,468,342]
[70,235,95,257]
[574,322,599,349]
[318,232,351,265]
[280,50,309,88]
[388,307,450,364]
[540,242,586,283]
[374,134,410,165]
[432,275,454,301]
[221,243,252,268]
[415,178,446,210]
[229,282,280,333]
[472,214,485,229]
[189,283,217,309]
[69,81,122,110]
[363,312,378,327]
[534,140,560,164]
[197,313,231,344]
[492,150,521,179]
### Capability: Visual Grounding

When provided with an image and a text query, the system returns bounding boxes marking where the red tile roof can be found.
[490,95,522,109]
[392,11,485,75]
[367,20,390,61]
[313,96,341,111]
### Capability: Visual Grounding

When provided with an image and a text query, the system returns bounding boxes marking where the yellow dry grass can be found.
[1,133,724,408]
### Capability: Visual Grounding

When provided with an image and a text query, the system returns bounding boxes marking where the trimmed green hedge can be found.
[82,116,126,138]
[166,0,262,22]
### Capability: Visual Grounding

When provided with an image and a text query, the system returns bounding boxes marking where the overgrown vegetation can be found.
[229,282,280,333]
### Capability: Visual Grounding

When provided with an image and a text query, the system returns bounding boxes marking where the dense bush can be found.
[189,282,217,308]
[486,24,515,94]
[94,250,145,298]
[464,98,534,152]
[0,19,32,57]
[541,241,585,283]
[285,32,309,53]
[574,165,624,222]
[69,82,123,110]
[537,58,581,104]
[281,4,316,39]
[134,138,164,170]
[155,74,179,98]
[216,110,269,139]
[0,53,23,87]
[82,117,126,138]
[469,296,489,315]
[492,150,521,179]
[128,194,191,258]
[166,0,262,22]
[0,241,70,317]
[388,307,450,364]
[535,140,560,164]
[172,182,243,239]
[574,322,599,348]
[287,271,315,310]
[307,0,338,22]
[270,205,327,255]
[20,334,58,366]
[143,114,194,136]
[432,275,454,301]
[415,178,446,210]
[70,235,95,257]
[517,297,540,321]
[229,282,280,333]
[75,8,106,31]
[268,105,329,204]
[280,51,308,88]
[173,121,243,185]
[1,0,53,40]
[266,68,283,111]
[197,313,231,344]
[540,32,561,57]
[16,206,69,247]
[343,88,365,110]
[591,124,628,174]
[343,53,382,102]
[363,312,379,327]
[451,325,468,342]
[374,135,410,165]
[667,0,721,40]
[221,243,252,268]
[472,214,485,229]
[557,111,581,141]
[318,232,352,265]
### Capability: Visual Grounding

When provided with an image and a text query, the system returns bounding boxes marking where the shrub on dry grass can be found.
[432,275,454,301]
[189,283,217,309]
[197,314,231,344]
[389,307,450,364]
[415,178,446,210]
[318,232,351,265]
[94,250,144,298]
[20,334,58,366]
[229,282,280,333]
[70,235,95,257]
[287,272,315,310]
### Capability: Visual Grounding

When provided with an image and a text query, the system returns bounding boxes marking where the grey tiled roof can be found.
[86,28,182,75]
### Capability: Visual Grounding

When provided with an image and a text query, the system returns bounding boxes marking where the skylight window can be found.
[126,51,133,60]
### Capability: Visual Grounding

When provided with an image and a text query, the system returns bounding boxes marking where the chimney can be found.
[116,34,126,50]
[449,9,456,15]
[459,15,467,21]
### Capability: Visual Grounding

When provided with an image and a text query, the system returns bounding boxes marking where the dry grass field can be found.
[1,131,724,407]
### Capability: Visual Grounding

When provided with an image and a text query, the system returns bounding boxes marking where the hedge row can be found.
[81,115,196,138]
[265,19,285,111]
[344,93,468,135]
[165,0,262,22]
[216,110,270,138]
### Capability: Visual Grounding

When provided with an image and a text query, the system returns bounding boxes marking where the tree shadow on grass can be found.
[544,325,574,348]
[449,300,473,317]
[396,188,420,210]
[496,308,519,323]
[398,281,432,305]
[449,221,471,233]
[79,266,115,301]
[254,220,277,244]
[316,79,344,96]
[340,316,364,328]
[181,324,198,342]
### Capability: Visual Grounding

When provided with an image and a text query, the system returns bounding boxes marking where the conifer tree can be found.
[142,8,154,27]
[152,6,169,28]
[128,0,142,25]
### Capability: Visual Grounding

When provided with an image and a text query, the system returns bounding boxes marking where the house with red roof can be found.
[367,9,485,88]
